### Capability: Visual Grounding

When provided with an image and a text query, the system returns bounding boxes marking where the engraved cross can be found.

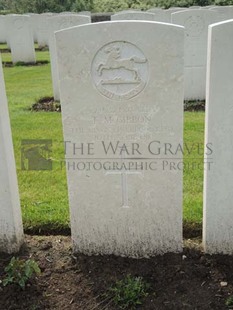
[105,151,143,208]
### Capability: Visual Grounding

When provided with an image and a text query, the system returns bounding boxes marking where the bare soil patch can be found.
[1,235,233,310]
[31,97,61,112]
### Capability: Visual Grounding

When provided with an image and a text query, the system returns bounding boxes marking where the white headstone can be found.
[79,11,92,16]
[148,8,163,12]
[111,12,159,21]
[0,54,24,253]
[37,15,50,48]
[59,12,77,14]
[59,12,91,16]
[28,13,40,42]
[164,8,188,22]
[210,5,233,22]
[5,14,18,49]
[6,15,36,63]
[167,7,187,12]
[171,9,218,100]
[55,21,184,257]
[204,20,233,254]
[48,15,91,101]
[41,13,56,16]
[203,5,218,8]
[188,6,201,9]
[147,9,172,23]
[59,12,84,16]
[0,15,6,43]
[116,9,141,13]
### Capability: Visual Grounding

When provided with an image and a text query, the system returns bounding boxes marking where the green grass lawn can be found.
[0,43,49,63]
[0,43,9,50]
[183,112,204,225]
[3,57,69,233]
[0,43,41,50]
[1,51,50,63]
[2,47,205,233]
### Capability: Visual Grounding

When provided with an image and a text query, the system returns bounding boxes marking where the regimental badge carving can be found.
[184,16,205,37]
[59,18,77,30]
[14,18,24,30]
[91,41,149,100]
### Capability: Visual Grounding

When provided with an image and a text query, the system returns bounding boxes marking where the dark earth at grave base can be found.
[0,235,233,310]
[2,60,49,67]
[31,98,205,113]
[31,97,61,112]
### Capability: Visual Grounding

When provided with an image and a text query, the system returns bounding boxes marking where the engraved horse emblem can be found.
[97,46,147,81]
[92,41,149,100]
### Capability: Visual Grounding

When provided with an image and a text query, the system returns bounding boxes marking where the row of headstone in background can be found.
[1,7,233,100]
[0,13,91,63]
[111,8,190,22]
[113,5,233,23]
[32,11,91,48]
[0,6,232,47]
[1,18,233,256]
[111,8,222,100]
[0,13,91,101]
[0,12,90,46]
[5,15,36,63]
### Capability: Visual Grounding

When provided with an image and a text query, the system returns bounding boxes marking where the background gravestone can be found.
[204,20,233,254]
[48,14,91,101]
[203,5,217,9]
[78,11,91,16]
[210,6,233,22]
[0,54,24,253]
[6,15,36,63]
[116,10,141,14]
[171,9,218,100]
[148,8,163,12]
[147,9,173,23]
[189,6,201,9]
[111,11,158,21]
[164,8,187,22]
[5,14,18,49]
[0,15,6,43]
[56,21,184,257]
[59,12,78,15]
[37,13,55,48]
[167,8,187,13]
[27,13,40,43]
